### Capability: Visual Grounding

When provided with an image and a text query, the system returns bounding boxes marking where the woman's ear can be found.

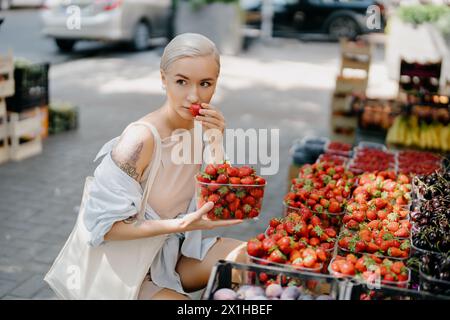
[160,70,167,88]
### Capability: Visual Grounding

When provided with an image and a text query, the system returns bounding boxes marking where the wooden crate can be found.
[335,75,368,95]
[340,38,372,56]
[8,107,42,161]
[0,51,14,98]
[331,93,354,113]
[330,132,356,145]
[0,99,9,164]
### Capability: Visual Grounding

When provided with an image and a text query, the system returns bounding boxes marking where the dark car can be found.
[242,0,386,39]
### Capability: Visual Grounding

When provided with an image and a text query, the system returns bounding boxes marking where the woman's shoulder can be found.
[110,122,155,182]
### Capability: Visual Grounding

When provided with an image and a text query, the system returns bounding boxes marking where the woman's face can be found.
[161,54,219,121]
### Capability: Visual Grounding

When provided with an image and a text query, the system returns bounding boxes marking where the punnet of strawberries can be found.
[246,211,338,273]
[284,162,357,227]
[330,254,410,287]
[196,162,266,220]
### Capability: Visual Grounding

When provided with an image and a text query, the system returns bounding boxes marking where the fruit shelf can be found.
[328,254,411,289]
[202,260,345,300]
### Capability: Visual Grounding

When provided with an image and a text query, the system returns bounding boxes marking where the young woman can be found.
[83,33,248,300]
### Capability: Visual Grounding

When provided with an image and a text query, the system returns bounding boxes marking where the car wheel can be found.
[0,0,12,11]
[327,16,360,40]
[131,21,150,51]
[55,39,76,52]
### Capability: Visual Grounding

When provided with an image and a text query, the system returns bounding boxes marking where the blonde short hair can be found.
[160,33,220,73]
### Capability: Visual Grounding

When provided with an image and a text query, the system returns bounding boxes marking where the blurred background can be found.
[0,0,449,299]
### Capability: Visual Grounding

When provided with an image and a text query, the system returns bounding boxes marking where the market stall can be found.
[198,141,449,300]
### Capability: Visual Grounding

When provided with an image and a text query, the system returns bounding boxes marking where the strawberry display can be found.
[330,254,410,287]
[285,162,356,219]
[317,153,348,166]
[246,210,338,273]
[397,150,442,175]
[326,141,352,156]
[349,148,396,174]
[337,228,411,259]
[196,162,266,220]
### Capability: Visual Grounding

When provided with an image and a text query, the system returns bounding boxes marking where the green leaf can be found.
[387,212,398,222]
[313,225,324,237]
[400,240,410,251]
[218,186,229,195]
[236,190,246,198]
[214,207,223,216]
[382,233,395,241]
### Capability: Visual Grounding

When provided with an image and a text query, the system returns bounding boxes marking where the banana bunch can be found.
[386,115,450,151]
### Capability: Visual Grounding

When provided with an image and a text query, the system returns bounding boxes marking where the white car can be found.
[0,0,44,10]
[41,0,171,52]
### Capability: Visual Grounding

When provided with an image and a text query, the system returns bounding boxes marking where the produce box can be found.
[0,52,14,98]
[203,260,344,300]
[195,163,266,220]
[346,282,449,300]
[48,102,78,135]
[6,62,49,113]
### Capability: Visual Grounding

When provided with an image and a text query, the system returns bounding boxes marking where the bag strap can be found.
[125,121,162,220]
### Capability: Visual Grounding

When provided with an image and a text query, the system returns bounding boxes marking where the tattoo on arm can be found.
[112,142,144,181]
[123,214,143,227]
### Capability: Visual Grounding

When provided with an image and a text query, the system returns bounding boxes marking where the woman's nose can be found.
[187,86,199,103]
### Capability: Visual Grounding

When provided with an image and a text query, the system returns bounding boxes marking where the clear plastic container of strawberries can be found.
[195,162,266,220]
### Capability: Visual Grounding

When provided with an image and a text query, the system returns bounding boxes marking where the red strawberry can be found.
[366,242,380,253]
[388,247,404,258]
[328,201,341,213]
[234,209,244,219]
[277,236,293,255]
[268,249,287,264]
[204,164,217,177]
[283,221,296,235]
[216,174,228,184]
[225,192,236,203]
[189,104,202,116]
[222,208,231,219]
[247,239,263,257]
[240,176,255,185]
[255,177,266,185]
[226,167,239,177]
[256,233,265,241]
[207,194,220,203]
[262,238,277,252]
[249,188,264,199]
[269,218,281,228]
[197,174,211,184]
[228,198,240,212]
[248,208,259,218]
[243,195,256,206]
[229,177,241,184]
[239,166,254,178]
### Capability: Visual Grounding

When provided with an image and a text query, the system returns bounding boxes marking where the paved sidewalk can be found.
[0,37,396,299]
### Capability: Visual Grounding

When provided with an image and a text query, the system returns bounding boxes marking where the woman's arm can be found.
[104,202,242,241]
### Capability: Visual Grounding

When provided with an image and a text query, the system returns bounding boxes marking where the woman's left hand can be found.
[195,103,226,135]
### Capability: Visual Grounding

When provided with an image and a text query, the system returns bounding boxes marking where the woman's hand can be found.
[195,103,226,135]
[179,202,243,232]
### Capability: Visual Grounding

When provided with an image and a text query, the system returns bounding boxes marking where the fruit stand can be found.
[200,141,449,300]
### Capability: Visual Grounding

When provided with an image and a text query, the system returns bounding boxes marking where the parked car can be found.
[241,0,386,40]
[0,0,44,10]
[41,0,172,52]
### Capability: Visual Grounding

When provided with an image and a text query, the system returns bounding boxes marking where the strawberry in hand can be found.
[190,104,202,117]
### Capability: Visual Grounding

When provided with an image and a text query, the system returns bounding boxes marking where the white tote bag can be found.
[44,123,167,300]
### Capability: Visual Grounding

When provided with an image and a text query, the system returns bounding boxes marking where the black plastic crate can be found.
[202,260,346,300]
[346,281,449,300]
[6,63,50,113]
